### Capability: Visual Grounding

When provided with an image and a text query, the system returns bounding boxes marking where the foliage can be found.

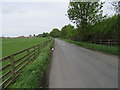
[50,28,60,38]
[9,41,53,88]
[64,39,118,55]
[49,14,118,42]
[2,38,51,84]
[67,2,104,28]
[66,1,108,41]
[42,32,49,37]
[90,15,119,41]
[49,2,118,42]
[37,32,49,37]
[60,24,78,40]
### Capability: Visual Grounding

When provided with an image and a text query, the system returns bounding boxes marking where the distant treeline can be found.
[38,1,119,42]
[38,14,119,42]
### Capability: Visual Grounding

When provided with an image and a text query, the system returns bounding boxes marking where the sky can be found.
[0,0,116,37]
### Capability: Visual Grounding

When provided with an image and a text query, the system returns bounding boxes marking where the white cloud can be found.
[1,1,116,37]
[101,0,119,2]
[102,2,116,15]
[0,3,2,36]
[2,2,71,37]
[1,0,119,2]
[1,0,69,2]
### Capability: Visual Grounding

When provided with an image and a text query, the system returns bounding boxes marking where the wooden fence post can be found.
[27,49,30,62]
[34,46,36,60]
[37,45,39,56]
[100,40,102,45]
[10,55,15,83]
[39,44,41,54]
[38,45,40,53]
[108,40,111,46]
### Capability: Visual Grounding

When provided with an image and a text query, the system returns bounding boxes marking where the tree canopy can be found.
[48,1,118,42]
[50,28,60,38]
[67,1,105,41]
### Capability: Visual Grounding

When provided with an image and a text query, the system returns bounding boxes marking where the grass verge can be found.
[63,39,119,56]
[8,40,54,88]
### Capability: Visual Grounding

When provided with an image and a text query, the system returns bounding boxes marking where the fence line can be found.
[0,39,52,89]
[91,39,119,46]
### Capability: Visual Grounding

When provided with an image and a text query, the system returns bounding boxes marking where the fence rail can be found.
[0,39,52,89]
[91,39,119,46]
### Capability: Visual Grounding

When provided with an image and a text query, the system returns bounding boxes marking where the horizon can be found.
[0,1,116,37]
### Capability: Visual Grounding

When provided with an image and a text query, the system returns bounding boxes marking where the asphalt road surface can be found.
[49,39,118,88]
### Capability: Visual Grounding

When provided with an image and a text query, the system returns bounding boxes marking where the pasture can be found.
[1,37,51,88]
[2,37,49,57]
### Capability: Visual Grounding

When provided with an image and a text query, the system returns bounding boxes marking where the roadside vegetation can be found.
[1,38,53,88]
[8,40,53,88]
[46,1,119,56]
[64,39,118,56]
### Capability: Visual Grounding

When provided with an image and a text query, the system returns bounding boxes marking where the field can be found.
[1,37,52,88]
[2,37,50,57]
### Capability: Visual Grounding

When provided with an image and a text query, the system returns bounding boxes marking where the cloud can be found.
[102,2,116,15]
[1,0,69,2]
[1,1,116,37]
[0,3,2,36]
[2,2,71,37]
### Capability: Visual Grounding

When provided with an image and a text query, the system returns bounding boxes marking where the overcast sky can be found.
[0,0,116,37]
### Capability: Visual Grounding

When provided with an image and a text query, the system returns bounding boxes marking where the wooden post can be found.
[39,44,41,54]
[100,40,102,45]
[27,49,30,62]
[38,45,40,53]
[108,40,111,46]
[10,55,15,83]
[37,45,39,55]
[34,46,36,60]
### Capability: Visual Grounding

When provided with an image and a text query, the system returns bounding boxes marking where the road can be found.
[49,39,118,88]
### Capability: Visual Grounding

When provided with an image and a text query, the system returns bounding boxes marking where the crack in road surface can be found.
[49,39,118,88]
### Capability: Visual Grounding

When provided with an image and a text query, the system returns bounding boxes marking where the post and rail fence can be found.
[0,39,52,89]
[90,39,119,46]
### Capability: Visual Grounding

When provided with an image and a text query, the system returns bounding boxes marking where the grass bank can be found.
[1,37,51,82]
[63,39,118,56]
[8,40,54,88]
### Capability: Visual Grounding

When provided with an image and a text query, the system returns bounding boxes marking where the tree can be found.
[37,32,49,37]
[29,35,32,37]
[50,28,60,38]
[33,34,36,37]
[67,1,104,41]
[60,24,78,40]
[90,15,119,40]
[60,25,70,39]
[42,32,49,37]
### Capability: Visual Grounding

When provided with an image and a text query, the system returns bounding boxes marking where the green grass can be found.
[63,39,119,56]
[1,37,51,87]
[8,40,53,88]
[2,37,50,57]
